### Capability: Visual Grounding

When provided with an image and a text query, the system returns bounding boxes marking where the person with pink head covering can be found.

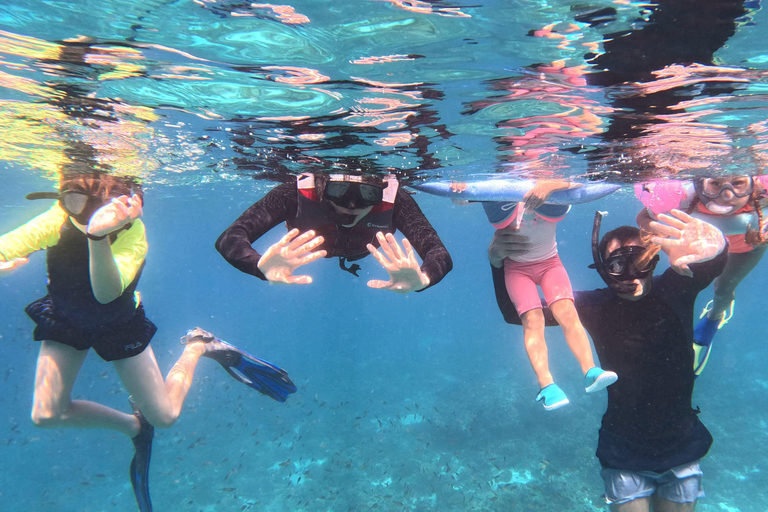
[636,175,768,375]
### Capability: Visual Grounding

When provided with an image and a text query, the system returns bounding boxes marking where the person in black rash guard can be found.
[488,209,728,512]
[216,172,452,293]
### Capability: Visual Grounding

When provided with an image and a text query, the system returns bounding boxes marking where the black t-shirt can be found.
[491,248,727,471]
[215,182,452,289]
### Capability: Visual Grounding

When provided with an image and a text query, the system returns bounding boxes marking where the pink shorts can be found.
[504,254,574,316]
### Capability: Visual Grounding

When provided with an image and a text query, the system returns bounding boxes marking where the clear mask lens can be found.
[325,182,351,201]
[325,181,383,208]
[700,177,753,199]
[60,191,90,216]
[603,246,656,281]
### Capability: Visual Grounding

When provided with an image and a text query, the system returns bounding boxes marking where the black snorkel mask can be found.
[319,173,386,226]
[323,174,385,209]
[588,211,659,295]
[26,189,111,226]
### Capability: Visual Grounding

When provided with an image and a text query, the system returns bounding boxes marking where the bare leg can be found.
[113,342,207,429]
[32,338,209,436]
[520,308,553,388]
[653,497,696,512]
[550,298,595,374]
[31,341,139,437]
[708,246,766,320]
[610,497,651,512]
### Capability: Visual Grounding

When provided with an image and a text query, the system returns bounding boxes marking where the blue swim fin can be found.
[182,328,297,402]
[129,400,154,512]
[693,315,719,377]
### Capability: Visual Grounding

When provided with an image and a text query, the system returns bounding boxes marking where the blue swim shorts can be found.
[601,460,704,505]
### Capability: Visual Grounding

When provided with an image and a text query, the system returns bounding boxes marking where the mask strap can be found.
[26,192,60,200]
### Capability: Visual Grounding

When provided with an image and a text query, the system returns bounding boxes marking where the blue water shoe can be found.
[584,367,618,393]
[536,384,569,411]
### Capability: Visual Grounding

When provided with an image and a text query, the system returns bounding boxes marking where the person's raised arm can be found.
[0,258,29,276]
[0,203,69,275]
[523,179,578,210]
[87,194,144,303]
[636,207,655,232]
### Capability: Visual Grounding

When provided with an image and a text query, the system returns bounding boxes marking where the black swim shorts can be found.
[25,296,157,362]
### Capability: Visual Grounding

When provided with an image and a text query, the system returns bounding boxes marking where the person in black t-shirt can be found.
[489,209,727,511]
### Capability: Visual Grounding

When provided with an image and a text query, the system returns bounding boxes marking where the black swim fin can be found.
[130,401,154,512]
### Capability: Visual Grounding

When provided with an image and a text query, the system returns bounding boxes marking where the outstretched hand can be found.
[87,194,143,238]
[649,209,726,277]
[367,232,430,294]
[258,228,326,284]
[0,257,29,276]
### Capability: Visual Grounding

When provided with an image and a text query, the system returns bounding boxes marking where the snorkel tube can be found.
[590,210,613,287]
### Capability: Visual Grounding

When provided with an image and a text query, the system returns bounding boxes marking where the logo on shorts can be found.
[124,342,142,351]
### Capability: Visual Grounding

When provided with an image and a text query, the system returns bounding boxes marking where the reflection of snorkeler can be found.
[216,172,452,294]
[486,180,617,410]
[637,175,768,375]
[0,173,296,512]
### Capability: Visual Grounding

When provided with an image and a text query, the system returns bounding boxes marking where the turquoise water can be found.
[2,1,768,511]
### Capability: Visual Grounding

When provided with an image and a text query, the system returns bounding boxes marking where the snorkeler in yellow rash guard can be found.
[0,172,297,512]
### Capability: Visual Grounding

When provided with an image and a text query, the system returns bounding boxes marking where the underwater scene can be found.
[2,0,768,511]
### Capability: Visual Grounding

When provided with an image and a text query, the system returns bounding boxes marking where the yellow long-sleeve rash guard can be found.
[0,203,148,294]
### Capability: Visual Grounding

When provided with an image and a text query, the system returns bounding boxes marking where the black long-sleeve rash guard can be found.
[215,182,453,290]
[491,247,728,472]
